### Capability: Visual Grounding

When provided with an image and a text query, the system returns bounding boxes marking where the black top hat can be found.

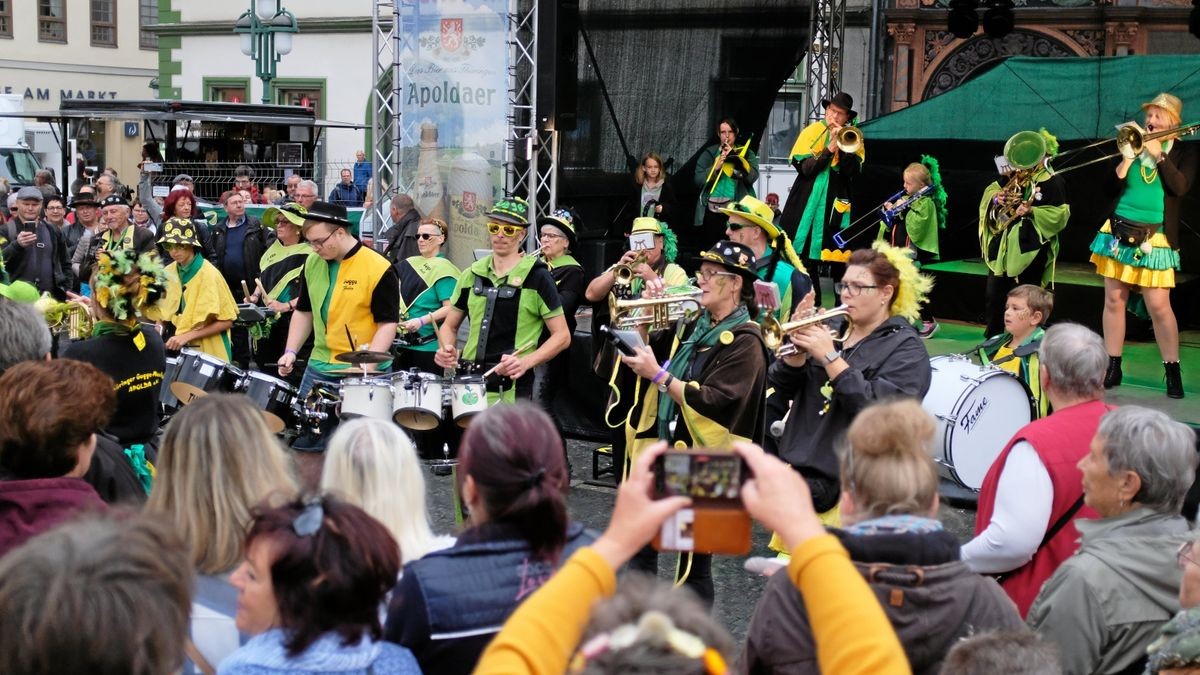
[821,92,858,120]
[301,201,353,230]
[698,240,759,285]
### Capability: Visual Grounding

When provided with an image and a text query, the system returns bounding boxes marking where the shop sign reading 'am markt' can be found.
[0,86,120,102]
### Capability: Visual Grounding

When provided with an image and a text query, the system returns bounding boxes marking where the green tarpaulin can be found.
[860,55,1200,142]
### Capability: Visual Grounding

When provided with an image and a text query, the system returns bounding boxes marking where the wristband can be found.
[285,348,298,356]
[652,368,668,384]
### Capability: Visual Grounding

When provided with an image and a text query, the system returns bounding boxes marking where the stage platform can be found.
[922,259,1200,333]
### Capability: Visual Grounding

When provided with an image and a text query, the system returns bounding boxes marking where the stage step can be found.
[922,259,1199,333]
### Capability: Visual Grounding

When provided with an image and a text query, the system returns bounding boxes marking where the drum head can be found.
[260,411,285,435]
[394,410,440,431]
[943,372,1031,490]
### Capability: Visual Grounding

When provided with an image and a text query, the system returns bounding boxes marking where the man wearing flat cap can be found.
[2,186,72,299]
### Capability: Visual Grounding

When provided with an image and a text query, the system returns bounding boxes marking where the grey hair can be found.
[1098,405,1197,514]
[0,299,52,375]
[297,179,318,194]
[939,631,1060,675]
[391,193,414,211]
[1039,322,1106,399]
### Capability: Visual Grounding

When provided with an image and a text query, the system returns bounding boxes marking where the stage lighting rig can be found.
[948,0,979,39]
[982,0,1015,39]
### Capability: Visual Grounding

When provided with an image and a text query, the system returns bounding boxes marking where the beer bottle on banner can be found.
[414,121,447,221]
[447,151,493,270]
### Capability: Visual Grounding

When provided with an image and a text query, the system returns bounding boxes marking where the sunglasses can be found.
[726,222,746,231]
[292,499,324,537]
[416,233,442,240]
[487,222,525,238]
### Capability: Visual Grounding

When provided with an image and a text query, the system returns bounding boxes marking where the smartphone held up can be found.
[652,449,752,556]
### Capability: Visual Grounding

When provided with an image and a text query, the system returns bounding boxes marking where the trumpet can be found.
[836,126,863,154]
[762,305,853,357]
[609,285,702,331]
[612,251,649,292]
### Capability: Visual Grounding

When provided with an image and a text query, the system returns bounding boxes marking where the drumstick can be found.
[241,280,253,301]
[254,277,268,302]
[481,342,536,378]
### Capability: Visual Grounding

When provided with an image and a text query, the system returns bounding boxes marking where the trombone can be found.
[762,306,853,357]
[1043,121,1200,177]
[835,126,863,154]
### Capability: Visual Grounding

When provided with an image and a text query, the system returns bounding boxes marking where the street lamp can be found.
[232,0,299,104]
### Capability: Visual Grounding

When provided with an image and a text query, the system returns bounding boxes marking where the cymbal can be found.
[260,411,285,435]
[170,382,208,405]
[334,349,392,365]
[325,368,387,375]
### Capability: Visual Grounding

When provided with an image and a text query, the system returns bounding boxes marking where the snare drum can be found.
[451,375,488,428]
[169,349,244,406]
[392,370,444,431]
[922,355,1033,491]
[339,377,394,420]
[241,371,298,434]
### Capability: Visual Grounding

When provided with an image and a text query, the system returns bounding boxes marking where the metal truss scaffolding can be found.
[371,0,557,238]
[804,0,847,122]
[506,0,557,226]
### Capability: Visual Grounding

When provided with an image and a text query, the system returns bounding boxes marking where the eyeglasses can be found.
[1178,541,1198,569]
[696,268,738,282]
[487,222,525,238]
[539,230,566,240]
[416,233,442,240]
[726,222,746,231]
[834,281,879,297]
[292,499,324,537]
[307,231,336,249]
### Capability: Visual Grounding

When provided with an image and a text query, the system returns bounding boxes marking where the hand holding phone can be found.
[652,449,752,555]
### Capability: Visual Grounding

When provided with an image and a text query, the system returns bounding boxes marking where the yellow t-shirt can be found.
[993,343,1021,376]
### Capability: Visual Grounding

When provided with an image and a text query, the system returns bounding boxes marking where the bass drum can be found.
[921,355,1033,491]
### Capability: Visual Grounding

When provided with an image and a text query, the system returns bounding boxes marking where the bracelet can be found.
[285,348,298,356]
[652,368,668,384]
[420,315,428,326]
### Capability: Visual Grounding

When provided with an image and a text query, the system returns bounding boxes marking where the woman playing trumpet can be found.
[1089,93,1197,399]
[618,241,769,605]
[769,241,932,545]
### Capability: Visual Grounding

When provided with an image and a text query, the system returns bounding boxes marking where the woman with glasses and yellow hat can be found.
[719,195,812,321]
[1089,92,1196,399]
[434,197,570,404]
[618,240,769,605]
[152,216,239,362]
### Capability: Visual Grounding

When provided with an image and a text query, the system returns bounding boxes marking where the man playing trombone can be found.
[1088,93,1197,398]
[779,92,864,304]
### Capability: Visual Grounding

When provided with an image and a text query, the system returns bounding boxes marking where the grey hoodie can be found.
[1027,507,1192,675]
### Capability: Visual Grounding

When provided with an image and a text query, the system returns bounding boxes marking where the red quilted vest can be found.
[974,399,1108,617]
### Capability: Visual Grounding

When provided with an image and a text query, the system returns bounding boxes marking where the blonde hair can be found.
[840,399,939,520]
[321,418,440,563]
[903,162,931,187]
[635,152,665,186]
[145,394,297,575]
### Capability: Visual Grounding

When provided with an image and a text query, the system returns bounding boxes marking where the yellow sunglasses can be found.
[487,222,526,238]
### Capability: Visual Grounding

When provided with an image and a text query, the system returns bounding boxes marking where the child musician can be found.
[879,156,947,337]
[977,284,1053,418]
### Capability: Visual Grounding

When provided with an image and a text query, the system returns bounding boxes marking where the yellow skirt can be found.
[1090,254,1176,289]
[1088,223,1177,289]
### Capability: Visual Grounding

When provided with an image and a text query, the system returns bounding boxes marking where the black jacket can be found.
[2,219,73,298]
[770,316,931,511]
[206,215,273,290]
[384,521,596,675]
[384,209,423,265]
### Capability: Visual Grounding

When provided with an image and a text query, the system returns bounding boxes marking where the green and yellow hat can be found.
[487,196,530,227]
[0,280,40,304]
[719,196,780,239]
[261,202,308,230]
[157,216,202,248]
[537,207,578,250]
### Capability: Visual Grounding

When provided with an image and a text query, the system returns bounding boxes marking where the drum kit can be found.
[160,346,491,457]
[921,354,1035,492]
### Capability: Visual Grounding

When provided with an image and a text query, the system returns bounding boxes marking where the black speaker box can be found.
[536,0,579,132]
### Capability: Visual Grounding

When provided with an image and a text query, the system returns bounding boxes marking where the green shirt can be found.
[452,253,563,365]
[1115,163,1166,224]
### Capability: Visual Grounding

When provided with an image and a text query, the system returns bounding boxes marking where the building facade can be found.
[152,1,375,195]
[0,0,159,184]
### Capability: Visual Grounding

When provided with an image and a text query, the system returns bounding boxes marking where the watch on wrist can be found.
[824,350,842,365]
[657,374,674,393]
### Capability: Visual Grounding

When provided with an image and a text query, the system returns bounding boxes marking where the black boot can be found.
[1104,356,1123,389]
[1165,361,1185,399]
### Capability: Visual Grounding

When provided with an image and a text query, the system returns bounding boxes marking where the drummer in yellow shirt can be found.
[153,217,239,362]
[977,284,1052,418]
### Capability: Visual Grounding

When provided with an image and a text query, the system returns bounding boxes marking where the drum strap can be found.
[470,276,517,367]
